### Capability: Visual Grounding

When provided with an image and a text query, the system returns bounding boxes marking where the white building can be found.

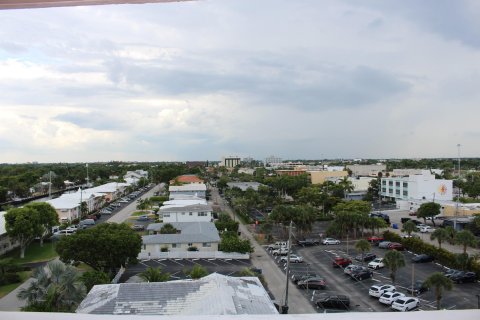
[169,184,206,199]
[0,211,20,255]
[381,170,452,202]
[265,155,282,165]
[347,164,386,177]
[160,204,213,223]
[162,197,208,209]
[220,156,241,168]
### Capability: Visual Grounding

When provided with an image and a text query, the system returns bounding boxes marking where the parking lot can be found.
[266,241,480,312]
[121,258,254,283]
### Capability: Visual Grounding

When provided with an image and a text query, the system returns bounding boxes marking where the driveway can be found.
[0,278,33,311]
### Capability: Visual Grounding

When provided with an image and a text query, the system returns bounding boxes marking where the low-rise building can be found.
[76,273,278,315]
[226,182,264,191]
[169,174,204,185]
[347,164,386,177]
[160,204,213,223]
[143,222,220,253]
[0,211,20,255]
[309,170,348,184]
[169,184,206,199]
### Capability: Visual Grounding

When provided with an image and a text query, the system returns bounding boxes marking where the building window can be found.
[389,188,393,194]
[172,244,177,248]
[163,213,170,217]
[202,242,211,247]
[403,191,408,196]
[188,243,193,247]
[143,244,146,250]
[189,212,193,216]
[395,182,400,187]
[403,182,408,188]
[382,180,386,185]
[396,190,400,195]
[382,188,386,193]
[388,181,393,186]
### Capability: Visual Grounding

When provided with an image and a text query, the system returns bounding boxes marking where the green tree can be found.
[454,230,477,254]
[402,220,417,237]
[444,226,457,244]
[5,207,41,258]
[417,202,440,226]
[17,260,86,312]
[383,250,405,285]
[338,177,354,199]
[187,265,208,279]
[25,202,59,247]
[367,217,388,235]
[80,201,88,218]
[423,272,453,310]
[430,228,450,249]
[159,223,178,234]
[56,223,142,274]
[80,270,111,292]
[219,234,253,254]
[214,213,239,233]
[355,239,371,264]
[139,267,170,283]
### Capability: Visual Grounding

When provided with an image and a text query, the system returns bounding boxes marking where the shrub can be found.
[160,247,169,252]
[187,246,198,252]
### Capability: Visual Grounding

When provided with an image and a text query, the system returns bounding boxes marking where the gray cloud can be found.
[54,111,125,131]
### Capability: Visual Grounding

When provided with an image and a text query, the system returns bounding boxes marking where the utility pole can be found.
[454,144,461,230]
[48,171,52,199]
[411,263,415,297]
[283,220,293,314]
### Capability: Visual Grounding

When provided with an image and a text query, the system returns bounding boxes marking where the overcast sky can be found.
[1,0,479,163]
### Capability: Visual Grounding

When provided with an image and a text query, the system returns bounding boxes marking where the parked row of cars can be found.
[369,284,419,311]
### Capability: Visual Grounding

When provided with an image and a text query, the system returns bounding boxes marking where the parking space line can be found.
[170,259,184,266]
[155,260,167,267]
[202,259,220,266]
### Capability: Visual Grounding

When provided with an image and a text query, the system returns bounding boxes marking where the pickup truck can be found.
[272,247,290,256]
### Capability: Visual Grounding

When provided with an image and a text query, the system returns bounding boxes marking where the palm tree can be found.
[355,239,371,264]
[454,230,477,254]
[17,260,86,312]
[430,228,449,249]
[139,267,170,282]
[338,177,354,199]
[444,226,456,244]
[187,265,208,279]
[424,272,453,310]
[402,220,417,237]
[383,250,405,285]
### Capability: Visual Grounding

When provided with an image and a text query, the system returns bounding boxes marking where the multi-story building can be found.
[221,156,241,168]
[265,155,282,165]
[168,184,207,200]
[380,170,452,202]
[160,204,213,223]
[347,164,386,177]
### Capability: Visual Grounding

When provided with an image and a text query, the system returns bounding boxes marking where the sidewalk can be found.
[0,278,32,311]
[212,188,316,314]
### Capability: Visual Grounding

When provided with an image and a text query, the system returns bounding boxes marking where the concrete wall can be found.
[138,250,249,260]
[309,171,348,184]
[162,211,213,223]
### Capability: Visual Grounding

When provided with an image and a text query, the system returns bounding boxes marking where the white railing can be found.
[138,251,250,260]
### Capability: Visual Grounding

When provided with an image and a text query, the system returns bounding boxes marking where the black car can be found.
[291,273,318,284]
[355,253,377,262]
[411,254,434,263]
[370,212,390,224]
[350,269,373,281]
[316,295,350,310]
[297,238,320,246]
[298,277,326,289]
[407,280,428,295]
[450,271,477,284]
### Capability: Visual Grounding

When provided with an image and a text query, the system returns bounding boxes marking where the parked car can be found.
[272,247,290,256]
[355,253,377,262]
[65,225,78,232]
[419,226,434,233]
[411,254,434,263]
[378,241,392,249]
[369,284,396,298]
[298,277,326,289]
[344,264,363,276]
[51,229,75,239]
[369,212,390,224]
[368,258,385,270]
[379,292,405,305]
[291,273,318,284]
[79,218,96,226]
[388,242,405,251]
[333,257,352,268]
[297,238,320,246]
[86,214,98,221]
[450,271,477,284]
[444,268,461,278]
[367,236,384,244]
[401,233,419,239]
[316,295,350,310]
[350,268,373,280]
[322,238,340,245]
[280,254,304,263]
[391,297,419,312]
[131,225,145,231]
[407,280,428,295]
[137,215,149,221]
[267,241,288,251]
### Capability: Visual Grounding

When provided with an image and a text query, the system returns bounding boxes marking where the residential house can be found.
[226,182,264,191]
[143,222,220,253]
[160,204,213,223]
[169,174,204,185]
[0,211,20,255]
[169,184,206,200]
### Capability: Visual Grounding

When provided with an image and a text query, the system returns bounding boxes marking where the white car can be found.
[368,258,385,270]
[420,226,434,233]
[379,292,405,305]
[369,284,396,298]
[391,297,419,311]
[322,238,340,245]
[272,247,290,256]
[280,254,304,263]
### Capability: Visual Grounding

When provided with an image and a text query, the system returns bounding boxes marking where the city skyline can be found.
[0,0,479,162]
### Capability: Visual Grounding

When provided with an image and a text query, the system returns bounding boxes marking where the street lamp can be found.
[454,144,461,230]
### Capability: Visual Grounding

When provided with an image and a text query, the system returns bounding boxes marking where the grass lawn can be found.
[0,270,32,299]
[131,211,150,216]
[5,241,58,264]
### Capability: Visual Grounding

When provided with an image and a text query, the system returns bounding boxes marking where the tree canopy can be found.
[417,202,440,226]
[56,223,142,273]
[5,207,41,258]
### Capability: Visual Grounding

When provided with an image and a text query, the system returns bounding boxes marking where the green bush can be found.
[150,196,168,202]
[0,273,21,285]
[187,246,198,252]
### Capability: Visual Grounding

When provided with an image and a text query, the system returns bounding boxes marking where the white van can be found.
[79,219,95,226]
